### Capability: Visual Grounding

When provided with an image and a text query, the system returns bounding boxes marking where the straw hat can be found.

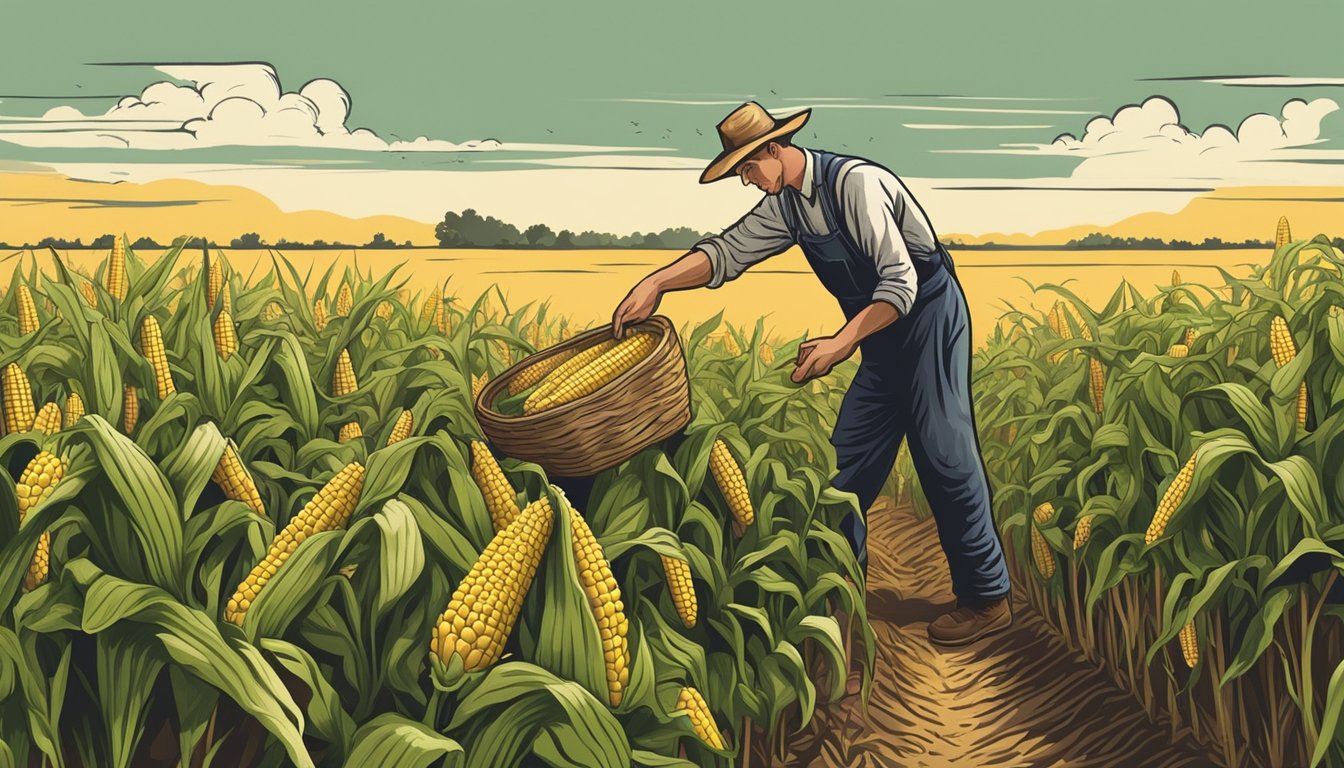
[699,102,811,184]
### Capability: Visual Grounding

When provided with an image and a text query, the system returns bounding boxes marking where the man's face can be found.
[736,144,785,195]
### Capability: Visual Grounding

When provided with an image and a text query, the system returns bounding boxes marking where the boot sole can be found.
[926,613,1013,649]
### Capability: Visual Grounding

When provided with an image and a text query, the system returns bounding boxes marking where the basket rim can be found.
[478,315,680,423]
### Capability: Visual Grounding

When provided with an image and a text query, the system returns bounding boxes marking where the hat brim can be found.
[698,109,811,184]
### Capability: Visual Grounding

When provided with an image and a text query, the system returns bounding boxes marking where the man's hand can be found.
[612,278,662,338]
[792,335,857,383]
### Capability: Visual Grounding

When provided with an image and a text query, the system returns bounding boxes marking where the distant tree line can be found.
[1061,232,1278,249]
[434,208,717,249]
[0,233,415,250]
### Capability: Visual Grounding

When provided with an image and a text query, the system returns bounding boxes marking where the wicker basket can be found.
[475,315,691,476]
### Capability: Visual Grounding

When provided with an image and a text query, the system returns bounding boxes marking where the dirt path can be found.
[784,501,1216,768]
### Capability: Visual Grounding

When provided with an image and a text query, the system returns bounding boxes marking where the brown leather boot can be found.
[927,597,1012,648]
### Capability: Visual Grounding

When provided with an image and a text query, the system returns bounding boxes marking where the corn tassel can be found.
[139,316,175,398]
[122,385,139,434]
[662,555,697,629]
[524,333,653,414]
[675,687,724,749]
[63,392,84,428]
[430,497,554,671]
[33,402,61,435]
[1146,452,1197,543]
[212,439,266,517]
[214,310,239,361]
[2,363,36,434]
[471,440,520,531]
[17,285,39,335]
[17,451,64,591]
[386,409,414,445]
[106,236,127,301]
[333,349,358,396]
[570,507,629,705]
[708,439,754,531]
[225,462,366,624]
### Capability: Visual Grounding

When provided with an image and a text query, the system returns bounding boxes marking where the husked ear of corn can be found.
[313,299,329,331]
[139,316,175,398]
[2,363,36,434]
[1275,215,1291,249]
[1146,451,1197,543]
[17,285,39,335]
[759,342,775,365]
[1184,328,1200,347]
[471,373,488,402]
[430,497,554,672]
[213,310,239,361]
[106,236,128,301]
[523,333,654,414]
[526,338,620,405]
[335,282,353,316]
[63,392,85,428]
[709,439,754,531]
[207,258,223,308]
[17,451,65,591]
[471,440,520,531]
[569,507,629,705]
[1072,515,1093,550]
[386,409,414,445]
[212,439,266,516]
[1166,344,1189,358]
[675,687,724,750]
[225,462,366,625]
[220,282,232,315]
[333,349,358,396]
[1178,620,1199,668]
[420,291,441,325]
[1030,524,1055,579]
[662,554,697,629]
[80,281,98,309]
[122,385,139,434]
[338,421,363,442]
[1269,315,1308,427]
[1032,501,1055,524]
[33,402,61,435]
[507,346,581,395]
[1088,358,1105,415]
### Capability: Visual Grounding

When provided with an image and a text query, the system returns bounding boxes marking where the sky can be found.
[2,0,1343,238]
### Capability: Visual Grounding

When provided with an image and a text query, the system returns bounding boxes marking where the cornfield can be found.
[0,238,868,767]
[890,223,1344,767]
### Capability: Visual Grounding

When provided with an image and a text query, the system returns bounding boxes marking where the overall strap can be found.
[813,150,867,256]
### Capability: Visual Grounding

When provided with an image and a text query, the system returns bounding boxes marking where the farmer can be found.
[612,102,1013,651]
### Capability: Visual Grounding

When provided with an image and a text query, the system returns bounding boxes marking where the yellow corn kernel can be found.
[1030,524,1055,579]
[471,440,520,531]
[17,451,64,591]
[139,316,175,398]
[63,392,85,428]
[662,554,697,629]
[212,439,266,517]
[122,385,139,434]
[570,507,629,705]
[525,338,620,406]
[1269,316,1296,367]
[1088,357,1105,415]
[80,281,98,309]
[1179,620,1199,668]
[333,349,358,396]
[1184,328,1200,347]
[759,342,775,366]
[430,497,554,672]
[2,363,36,434]
[314,299,328,331]
[106,236,127,301]
[32,402,61,435]
[675,687,724,750]
[471,373,488,403]
[335,282,353,316]
[708,439,754,531]
[17,285,39,336]
[1072,515,1093,550]
[386,409,414,445]
[524,333,654,414]
[1166,344,1189,358]
[225,462,366,625]
[508,347,581,395]
[214,310,239,361]
[1146,452,1198,544]
[338,421,362,442]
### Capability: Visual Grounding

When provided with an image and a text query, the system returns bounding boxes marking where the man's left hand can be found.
[792,335,857,383]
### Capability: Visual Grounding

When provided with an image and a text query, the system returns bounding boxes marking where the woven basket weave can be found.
[475,315,691,476]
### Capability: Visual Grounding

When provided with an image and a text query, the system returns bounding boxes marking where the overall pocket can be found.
[805,245,867,303]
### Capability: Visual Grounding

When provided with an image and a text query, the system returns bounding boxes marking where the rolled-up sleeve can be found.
[839,165,918,316]
[693,194,794,289]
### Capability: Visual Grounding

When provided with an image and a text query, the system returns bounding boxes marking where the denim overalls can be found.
[779,150,1011,605]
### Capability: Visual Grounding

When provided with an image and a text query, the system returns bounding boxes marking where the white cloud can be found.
[0,63,659,154]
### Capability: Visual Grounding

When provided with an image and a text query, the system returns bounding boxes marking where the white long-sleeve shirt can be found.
[693,148,937,316]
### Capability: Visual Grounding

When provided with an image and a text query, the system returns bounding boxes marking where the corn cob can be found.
[430,497,553,671]
[122,385,139,434]
[1048,302,1073,364]
[338,421,362,442]
[1088,357,1105,414]
[213,310,238,361]
[262,301,283,321]
[759,342,775,365]
[525,338,620,406]
[675,687,724,750]
[224,462,366,625]
[1178,620,1199,668]
[662,555,697,629]
[471,440,520,531]
[420,291,439,324]
[708,439,754,530]
[507,347,581,395]
[212,439,266,517]
[1032,501,1055,524]
[1166,344,1189,358]
[313,299,328,331]
[220,282,232,315]
[17,285,39,336]
[375,301,393,321]
[1171,269,1181,286]
[33,402,61,435]
[1061,300,1092,341]
[80,281,97,309]
[1146,452,1197,543]
[139,316,175,398]
[335,282,353,316]
[1269,316,1308,427]
[1184,328,1200,347]
[1045,302,1063,336]
[386,409,414,445]
[63,392,84,428]
[524,333,654,414]
[1072,515,1093,550]
[570,507,629,705]
[1275,216,1291,249]
[2,363,36,434]
[106,236,127,301]
[17,451,64,591]
[493,339,512,367]
[1030,524,1055,579]
[718,332,741,356]
[332,349,358,396]
[207,258,223,308]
